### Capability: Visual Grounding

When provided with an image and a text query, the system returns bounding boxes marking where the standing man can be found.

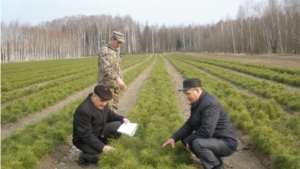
[98,31,126,112]
[162,78,237,169]
[72,84,130,166]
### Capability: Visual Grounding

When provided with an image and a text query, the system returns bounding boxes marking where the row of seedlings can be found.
[166,56,300,169]
[1,55,156,169]
[99,56,194,169]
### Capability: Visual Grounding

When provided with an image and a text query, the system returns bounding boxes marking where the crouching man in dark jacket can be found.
[162,78,237,169]
[72,84,130,167]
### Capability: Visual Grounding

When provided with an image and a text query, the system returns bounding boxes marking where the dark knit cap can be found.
[94,85,112,100]
[178,78,201,91]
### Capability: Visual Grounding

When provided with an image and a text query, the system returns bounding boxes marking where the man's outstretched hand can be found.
[162,138,175,148]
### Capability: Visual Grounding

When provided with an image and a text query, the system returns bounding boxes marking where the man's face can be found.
[183,88,201,104]
[110,39,122,49]
[92,94,109,109]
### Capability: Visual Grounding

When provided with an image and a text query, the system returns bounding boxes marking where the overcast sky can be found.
[2,0,246,26]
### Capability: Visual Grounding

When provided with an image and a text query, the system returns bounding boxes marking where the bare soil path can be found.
[162,55,271,169]
[35,56,157,169]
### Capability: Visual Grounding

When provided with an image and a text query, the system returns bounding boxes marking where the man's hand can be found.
[186,143,191,153]
[102,145,115,152]
[117,78,126,90]
[162,138,175,148]
[123,118,130,124]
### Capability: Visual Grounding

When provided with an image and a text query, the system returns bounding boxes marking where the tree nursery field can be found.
[1,53,300,169]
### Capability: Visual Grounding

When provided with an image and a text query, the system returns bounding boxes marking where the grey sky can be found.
[1,0,246,26]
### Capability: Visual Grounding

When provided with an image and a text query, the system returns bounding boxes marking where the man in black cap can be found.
[72,84,130,167]
[162,78,237,169]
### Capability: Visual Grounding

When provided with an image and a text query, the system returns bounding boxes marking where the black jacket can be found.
[171,91,237,150]
[72,94,125,152]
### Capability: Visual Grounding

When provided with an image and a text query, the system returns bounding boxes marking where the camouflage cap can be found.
[113,31,126,43]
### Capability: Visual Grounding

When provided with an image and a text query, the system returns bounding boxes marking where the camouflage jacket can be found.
[98,41,123,87]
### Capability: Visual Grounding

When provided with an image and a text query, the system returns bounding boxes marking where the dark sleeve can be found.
[184,103,220,145]
[170,117,194,142]
[106,107,125,123]
[74,109,105,152]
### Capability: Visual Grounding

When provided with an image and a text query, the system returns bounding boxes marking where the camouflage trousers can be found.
[98,78,120,112]
[106,86,119,112]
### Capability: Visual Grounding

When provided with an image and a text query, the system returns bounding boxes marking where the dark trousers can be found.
[182,137,235,169]
[81,121,122,163]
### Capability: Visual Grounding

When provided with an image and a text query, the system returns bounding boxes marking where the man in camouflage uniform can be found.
[98,31,126,112]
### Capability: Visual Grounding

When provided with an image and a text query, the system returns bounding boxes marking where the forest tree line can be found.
[1,0,299,62]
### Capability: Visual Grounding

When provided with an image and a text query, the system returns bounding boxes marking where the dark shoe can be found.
[218,157,223,164]
[78,152,89,167]
[213,157,224,169]
[213,164,224,169]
